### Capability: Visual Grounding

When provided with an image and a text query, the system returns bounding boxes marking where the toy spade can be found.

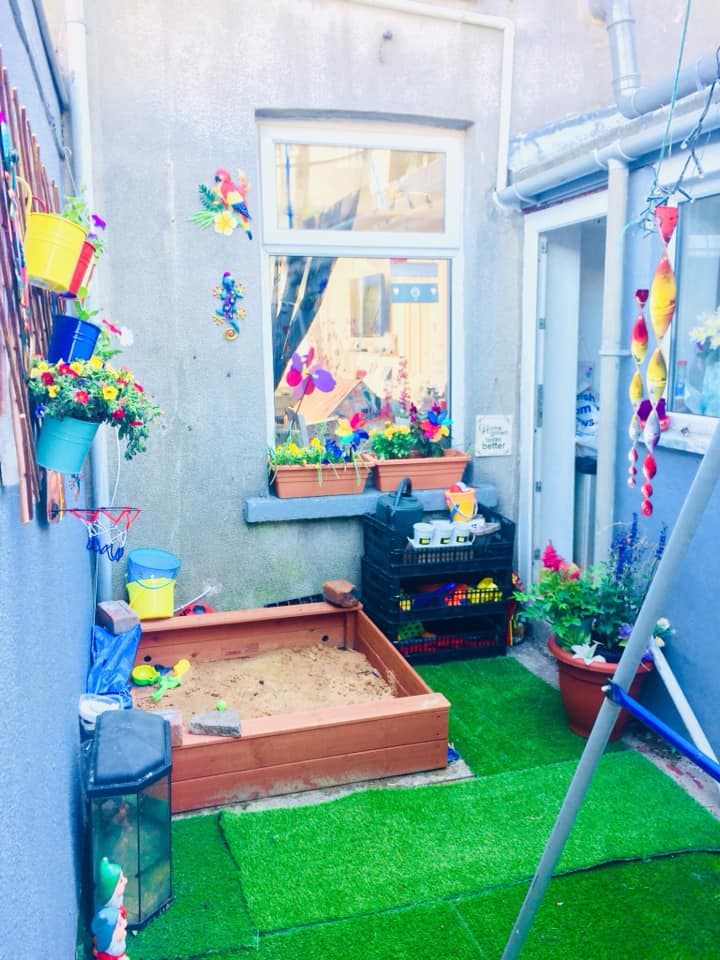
[150,658,190,701]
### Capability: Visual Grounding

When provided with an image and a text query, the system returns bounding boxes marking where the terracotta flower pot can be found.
[271,461,370,498]
[547,634,653,740]
[364,448,471,492]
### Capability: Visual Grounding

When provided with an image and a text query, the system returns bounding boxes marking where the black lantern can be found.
[87,709,173,928]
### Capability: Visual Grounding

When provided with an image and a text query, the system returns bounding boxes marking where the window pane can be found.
[273,143,446,233]
[673,194,720,416]
[271,257,449,442]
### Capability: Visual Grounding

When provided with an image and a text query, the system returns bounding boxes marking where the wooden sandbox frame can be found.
[135,603,450,813]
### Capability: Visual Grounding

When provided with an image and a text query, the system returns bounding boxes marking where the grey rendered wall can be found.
[40,0,717,611]
[1,4,96,956]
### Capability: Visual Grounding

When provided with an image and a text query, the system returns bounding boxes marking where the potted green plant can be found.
[60,190,107,297]
[365,402,470,491]
[515,517,671,738]
[268,416,370,498]
[28,321,161,473]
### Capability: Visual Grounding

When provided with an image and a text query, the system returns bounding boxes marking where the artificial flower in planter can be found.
[268,415,370,498]
[515,517,670,738]
[365,402,470,491]
[28,321,161,471]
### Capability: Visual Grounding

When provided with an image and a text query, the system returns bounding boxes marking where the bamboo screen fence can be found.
[0,47,61,523]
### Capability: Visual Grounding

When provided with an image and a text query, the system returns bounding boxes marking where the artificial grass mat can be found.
[130,814,256,959]
[127,655,720,960]
[416,657,626,775]
[221,750,719,932]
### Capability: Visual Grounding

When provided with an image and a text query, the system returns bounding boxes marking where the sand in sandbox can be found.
[133,642,397,727]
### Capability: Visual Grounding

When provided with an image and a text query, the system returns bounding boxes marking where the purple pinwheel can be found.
[286,348,336,399]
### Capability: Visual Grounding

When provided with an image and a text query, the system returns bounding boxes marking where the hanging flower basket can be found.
[271,461,370,498]
[47,313,101,364]
[363,448,470,492]
[35,415,99,474]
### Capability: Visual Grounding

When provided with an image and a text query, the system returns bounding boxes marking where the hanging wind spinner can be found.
[640,205,678,516]
[628,288,648,489]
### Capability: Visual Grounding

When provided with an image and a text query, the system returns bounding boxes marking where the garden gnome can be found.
[95,856,128,912]
[91,904,129,959]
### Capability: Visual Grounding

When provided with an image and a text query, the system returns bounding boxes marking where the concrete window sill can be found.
[244,481,498,523]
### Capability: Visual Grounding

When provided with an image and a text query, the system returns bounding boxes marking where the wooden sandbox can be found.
[135,603,450,813]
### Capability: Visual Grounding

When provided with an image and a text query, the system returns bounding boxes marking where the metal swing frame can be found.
[502,421,720,960]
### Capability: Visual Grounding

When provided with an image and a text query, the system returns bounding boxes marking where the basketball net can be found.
[68,507,141,561]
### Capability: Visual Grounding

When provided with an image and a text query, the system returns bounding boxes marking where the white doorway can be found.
[518,193,608,587]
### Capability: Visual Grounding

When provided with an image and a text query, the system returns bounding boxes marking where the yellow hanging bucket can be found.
[127,578,176,619]
[444,486,477,522]
[19,180,87,293]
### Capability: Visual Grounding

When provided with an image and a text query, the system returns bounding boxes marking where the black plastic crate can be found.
[364,612,508,663]
[361,558,511,620]
[363,507,515,575]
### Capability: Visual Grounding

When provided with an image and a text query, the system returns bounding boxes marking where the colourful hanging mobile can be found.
[638,205,678,516]
[627,288,648,489]
[212,272,245,341]
[188,168,253,238]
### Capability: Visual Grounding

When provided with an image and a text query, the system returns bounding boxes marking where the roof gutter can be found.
[497,0,720,209]
[589,0,720,119]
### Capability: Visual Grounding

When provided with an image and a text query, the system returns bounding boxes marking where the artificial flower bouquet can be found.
[27,322,161,460]
[368,401,451,460]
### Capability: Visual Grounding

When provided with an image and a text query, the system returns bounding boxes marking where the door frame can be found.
[518,190,608,587]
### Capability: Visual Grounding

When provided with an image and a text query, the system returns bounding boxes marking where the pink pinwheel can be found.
[286,348,336,399]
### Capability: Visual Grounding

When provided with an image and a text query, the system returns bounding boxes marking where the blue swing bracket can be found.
[603,681,720,783]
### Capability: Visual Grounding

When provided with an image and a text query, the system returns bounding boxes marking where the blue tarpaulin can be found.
[86,623,141,708]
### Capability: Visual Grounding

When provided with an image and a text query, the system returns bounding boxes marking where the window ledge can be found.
[244,481,498,523]
[659,414,719,455]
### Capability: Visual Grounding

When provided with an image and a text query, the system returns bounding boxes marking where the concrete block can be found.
[188,708,241,737]
[96,600,140,634]
[155,708,184,746]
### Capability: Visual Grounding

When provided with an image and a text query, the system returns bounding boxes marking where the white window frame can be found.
[656,140,720,454]
[257,120,465,445]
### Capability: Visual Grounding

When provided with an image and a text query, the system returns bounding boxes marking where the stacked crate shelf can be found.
[361,507,516,664]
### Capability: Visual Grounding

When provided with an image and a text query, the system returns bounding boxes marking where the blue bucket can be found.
[35,415,99,473]
[47,313,101,363]
[127,547,181,583]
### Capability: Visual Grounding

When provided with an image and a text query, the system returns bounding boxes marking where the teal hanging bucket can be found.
[35,415,99,473]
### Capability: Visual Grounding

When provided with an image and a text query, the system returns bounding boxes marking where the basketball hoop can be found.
[68,507,141,561]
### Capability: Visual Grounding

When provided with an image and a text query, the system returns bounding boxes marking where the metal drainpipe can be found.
[594,157,629,563]
[590,0,720,119]
[65,0,112,601]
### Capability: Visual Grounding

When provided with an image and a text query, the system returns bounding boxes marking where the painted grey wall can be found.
[1,5,94,956]
[37,0,718,612]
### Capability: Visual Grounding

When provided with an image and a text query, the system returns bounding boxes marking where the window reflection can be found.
[271,257,449,442]
[673,194,720,416]
[274,143,446,233]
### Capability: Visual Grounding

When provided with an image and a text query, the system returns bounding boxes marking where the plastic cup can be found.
[432,519,454,547]
[453,521,475,545]
[413,522,434,547]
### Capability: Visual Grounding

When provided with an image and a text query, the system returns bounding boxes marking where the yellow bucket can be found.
[444,488,477,522]
[127,578,176,619]
[24,211,87,293]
